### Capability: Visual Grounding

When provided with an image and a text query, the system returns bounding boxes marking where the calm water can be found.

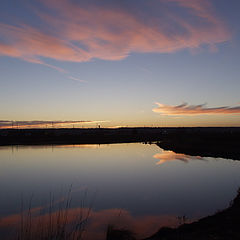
[1,143,240,239]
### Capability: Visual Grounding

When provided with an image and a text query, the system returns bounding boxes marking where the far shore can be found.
[1,127,240,160]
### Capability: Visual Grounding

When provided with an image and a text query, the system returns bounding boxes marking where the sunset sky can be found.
[1,0,240,128]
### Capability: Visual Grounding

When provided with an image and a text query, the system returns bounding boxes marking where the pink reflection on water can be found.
[154,151,203,165]
[0,206,178,240]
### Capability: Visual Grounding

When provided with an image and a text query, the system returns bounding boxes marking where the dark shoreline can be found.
[107,190,240,240]
[1,127,240,160]
[143,190,240,240]
[156,127,240,160]
[0,127,163,146]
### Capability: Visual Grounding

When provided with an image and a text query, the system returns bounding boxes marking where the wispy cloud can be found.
[153,103,240,116]
[0,0,230,67]
[68,76,87,83]
[0,120,108,129]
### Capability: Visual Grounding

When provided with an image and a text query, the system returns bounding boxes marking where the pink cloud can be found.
[0,0,231,66]
[153,103,240,116]
[0,120,108,129]
[68,76,87,83]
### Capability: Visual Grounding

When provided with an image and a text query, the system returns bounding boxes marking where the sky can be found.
[1,0,240,128]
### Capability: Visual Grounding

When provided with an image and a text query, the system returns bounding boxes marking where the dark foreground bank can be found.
[107,189,240,240]
[145,190,240,240]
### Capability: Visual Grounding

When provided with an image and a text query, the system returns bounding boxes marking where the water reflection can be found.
[0,205,178,240]
[0,144,102,151]
[52,144,105,149]
[1,143,240,239]
[153,151,203,165]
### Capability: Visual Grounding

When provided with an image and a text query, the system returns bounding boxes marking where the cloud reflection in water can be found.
[0,206,178,240]
[154,151,203,165]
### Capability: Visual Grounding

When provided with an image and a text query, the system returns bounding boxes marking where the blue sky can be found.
[1,0,240,128]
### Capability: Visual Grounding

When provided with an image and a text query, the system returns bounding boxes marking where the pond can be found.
[0,143,240,239]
